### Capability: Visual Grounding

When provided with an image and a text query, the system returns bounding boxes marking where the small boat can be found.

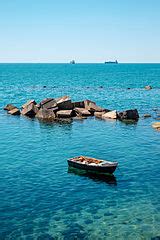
[67,156,118,174]
[105,60,118,64]
[70,60,76,64]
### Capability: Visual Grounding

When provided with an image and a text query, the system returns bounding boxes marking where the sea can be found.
[0,63,160,240]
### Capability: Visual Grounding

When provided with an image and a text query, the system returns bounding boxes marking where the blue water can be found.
[0,64,160,240]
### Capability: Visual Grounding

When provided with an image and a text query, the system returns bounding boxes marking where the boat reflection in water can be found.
[68,167,117,185]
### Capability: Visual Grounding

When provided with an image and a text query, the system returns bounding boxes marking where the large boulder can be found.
[56,96,73,110]
[56,110,73,118]
[4,104,17,111]
[118,109,139,121]
[36,109,56,121]
[73,101,85,108]
[74,108,91,116]
[40,98,57,110]
[22,99,37,109]
[84,100,104,112]
[102,110,117,119]
[152,122,160,130]
[8,108,20,115]
[21,103,38,117]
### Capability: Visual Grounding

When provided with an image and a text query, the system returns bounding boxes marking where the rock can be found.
[56,110,73,118]
[4,104,17,111]
[143,114,151,118]
[73,101,85,108]
[56,96,73,110]
[56,95,70,103]
[36,103,41,109]
[21,103,38,117]
[36,109,55,121]
[8,108,20,115]
[118,109,139,121]
[40,98,57,110]
[94,111,109,118]
[102,110,117,119]
[57,100,73,110]
[84,100,104,112]
[145,85,152,90]
[74,108,91,116]
[73,116,87,120]
[152,122,160,130]
[22,99,36,109]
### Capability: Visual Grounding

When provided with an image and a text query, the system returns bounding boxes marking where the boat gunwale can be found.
[68,156,118,167]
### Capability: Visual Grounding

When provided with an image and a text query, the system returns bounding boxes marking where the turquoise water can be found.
[0,64,160,240]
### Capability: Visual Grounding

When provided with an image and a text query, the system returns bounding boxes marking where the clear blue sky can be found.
[0,0,160,63]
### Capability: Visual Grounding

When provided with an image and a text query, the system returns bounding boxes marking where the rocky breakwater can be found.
[4,96,139,123]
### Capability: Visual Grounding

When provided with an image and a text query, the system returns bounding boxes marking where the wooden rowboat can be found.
[67,156,118,174]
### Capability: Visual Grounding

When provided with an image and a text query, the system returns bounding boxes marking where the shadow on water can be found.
[37,118,73,130]
[68,167,117,185]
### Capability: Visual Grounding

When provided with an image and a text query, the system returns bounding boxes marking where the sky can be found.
[0,0,160,63]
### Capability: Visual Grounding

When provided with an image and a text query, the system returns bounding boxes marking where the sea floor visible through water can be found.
[0,63,160,240]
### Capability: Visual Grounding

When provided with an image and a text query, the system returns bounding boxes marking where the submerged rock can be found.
[36,109,56,121]
[4,104,17,111]
[118,109,139,121]
[145,85,152,90]
[143,114,151,118]
[8,108,20,115]
[102,110,117,119]
[152,122,160,130]
[151,236,160,240]
[73,116,87,120]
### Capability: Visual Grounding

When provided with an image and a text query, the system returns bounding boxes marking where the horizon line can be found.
[0,62,160,64]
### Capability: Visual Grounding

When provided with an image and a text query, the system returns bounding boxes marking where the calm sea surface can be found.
[0,64,160,240]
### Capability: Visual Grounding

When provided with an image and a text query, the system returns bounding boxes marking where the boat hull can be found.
[67,160,117,174]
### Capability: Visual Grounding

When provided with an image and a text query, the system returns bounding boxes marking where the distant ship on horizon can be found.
[105,60,118,64]
[70,60,76,64]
